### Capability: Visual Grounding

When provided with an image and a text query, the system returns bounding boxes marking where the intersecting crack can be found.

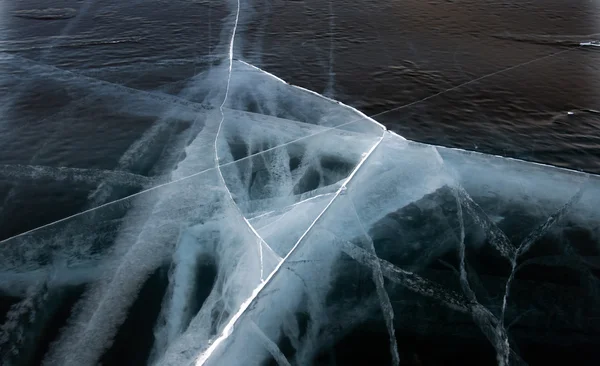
[348,197,400,366]
[250,321,292,366]
[451,183,586,365]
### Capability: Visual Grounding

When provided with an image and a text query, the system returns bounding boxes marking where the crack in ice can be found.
[348,198,400,366]
[452,190,512,365]
[369,47,578,119]
[3,5,594,363]
[0,164,157,188]
[452,183,585,365]
[455,187,515,259]
[194,132,384,365]
[499,188,585,327]
[236,60,388,132]
[211,0,271,285]
[0,116,373,244]
[258,238,264,281]
[250,321,292,366]
[4,54,214,113]
[339,238,471,313]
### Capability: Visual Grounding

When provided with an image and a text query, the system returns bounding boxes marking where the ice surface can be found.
[1,11,600,366]
[11,8,77,20]
[1,53,599,364]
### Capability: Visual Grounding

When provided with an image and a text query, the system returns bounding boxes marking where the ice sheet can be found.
[1,7,599,365]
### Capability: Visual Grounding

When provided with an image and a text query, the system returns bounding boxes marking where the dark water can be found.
[0,1,600,365]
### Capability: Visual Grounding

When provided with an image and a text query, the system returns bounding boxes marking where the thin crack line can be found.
[248,192,336,231]
[194,132,384,365]
[238,45,576,137]
[250,321,292,366]
[0,117,371,244]
[236,60,388,132]
[369,47,577,119]
[348,198,400,366]
[452,190,511,364]
[449,178,585,365]
[5,53,213,113]
[2,44,582,244]
[499,187,585,327]
[210,0,268,248]
[258,238,265,282]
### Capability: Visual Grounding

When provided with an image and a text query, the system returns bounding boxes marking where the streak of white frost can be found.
[195,133,384,365]
[192,0,392,362]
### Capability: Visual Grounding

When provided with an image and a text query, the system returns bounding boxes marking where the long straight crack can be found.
[195,132,384,365]
[0,113,374,244]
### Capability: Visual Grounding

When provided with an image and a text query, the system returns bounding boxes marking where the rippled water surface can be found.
[2,0,596,236]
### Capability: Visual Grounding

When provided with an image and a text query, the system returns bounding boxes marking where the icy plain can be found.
[0,55,598,365]
[1,1,600,365]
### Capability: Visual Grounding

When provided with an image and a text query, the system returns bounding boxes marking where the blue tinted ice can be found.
[0,57,598,366]
[1,1,599,364]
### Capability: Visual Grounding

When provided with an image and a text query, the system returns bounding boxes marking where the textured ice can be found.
[1,8,600,365]
[0,56,599,366]
[11,8,77,20]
